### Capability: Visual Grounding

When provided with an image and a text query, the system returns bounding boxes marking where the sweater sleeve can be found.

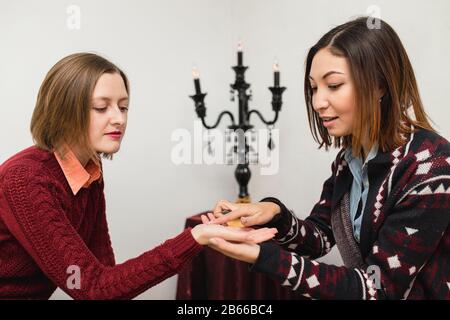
[252,162,450,299]
[86,181,116,267]
[259,154,340,259]
[0,165,203,300]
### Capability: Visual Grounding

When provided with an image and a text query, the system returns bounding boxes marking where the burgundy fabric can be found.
[0,146,203,299]
[176,213,306,300]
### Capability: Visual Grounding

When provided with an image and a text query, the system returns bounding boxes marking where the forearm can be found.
[251,242,377,300]
[82,229,202,300]
[260,197,333,258]
[0,166,203,299]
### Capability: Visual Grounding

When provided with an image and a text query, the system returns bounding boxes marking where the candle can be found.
[192,66,201,94]
[237,41,243,66]
[273,61,280,87]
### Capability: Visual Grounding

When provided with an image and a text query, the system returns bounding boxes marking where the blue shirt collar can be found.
[344,143,379,166]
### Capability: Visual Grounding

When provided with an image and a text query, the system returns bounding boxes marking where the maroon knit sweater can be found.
[0,146,202,299]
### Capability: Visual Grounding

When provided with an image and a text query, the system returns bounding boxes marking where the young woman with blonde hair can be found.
[0,53,277,299]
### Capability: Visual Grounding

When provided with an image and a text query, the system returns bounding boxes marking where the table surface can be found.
[176,213,306,300]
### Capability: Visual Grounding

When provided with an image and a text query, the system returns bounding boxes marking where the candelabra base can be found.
[235,195,251,204]
[226,218,245,228]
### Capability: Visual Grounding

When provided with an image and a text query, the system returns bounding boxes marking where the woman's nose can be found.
[110,106,125,125]
[313,90,330,111]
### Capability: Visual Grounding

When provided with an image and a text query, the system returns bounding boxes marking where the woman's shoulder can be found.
[0,146,57,180]
[408,128,450,158]
[398,128,450,188]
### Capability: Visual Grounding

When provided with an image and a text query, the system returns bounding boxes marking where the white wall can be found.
[0,0,449,299]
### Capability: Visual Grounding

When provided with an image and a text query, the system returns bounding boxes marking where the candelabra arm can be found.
[247,109,279,126]
[201,110,236,129]
[247,85,286,126]
[190,93,236,129]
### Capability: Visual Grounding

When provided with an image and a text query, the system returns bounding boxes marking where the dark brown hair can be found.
[30,52,129,164]
[304,17,434,156]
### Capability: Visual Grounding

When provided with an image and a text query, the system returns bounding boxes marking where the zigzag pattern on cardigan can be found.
[256,128,450,299]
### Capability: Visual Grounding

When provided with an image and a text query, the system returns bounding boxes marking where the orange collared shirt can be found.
[54,147,102,195]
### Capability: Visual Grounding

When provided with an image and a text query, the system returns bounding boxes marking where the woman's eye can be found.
[93,107,107,113]
[119,106,129,112]
[328,84,343,90]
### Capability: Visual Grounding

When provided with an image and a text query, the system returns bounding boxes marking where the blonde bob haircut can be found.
[31,52,129,164]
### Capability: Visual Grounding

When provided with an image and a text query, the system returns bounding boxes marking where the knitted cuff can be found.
[259,197,293,238]
[169,228,204,262]
[250,241,287,282]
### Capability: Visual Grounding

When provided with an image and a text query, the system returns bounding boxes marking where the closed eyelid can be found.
[310,81,343,87]
[92,104,128,108]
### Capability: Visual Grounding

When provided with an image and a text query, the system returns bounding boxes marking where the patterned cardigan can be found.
[253,128,450,299]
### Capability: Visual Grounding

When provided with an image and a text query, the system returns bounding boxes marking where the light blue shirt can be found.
[344,144,379,243]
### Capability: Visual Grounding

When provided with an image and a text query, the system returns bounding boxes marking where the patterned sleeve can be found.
[252,154,450,300]
[260,151,343,259]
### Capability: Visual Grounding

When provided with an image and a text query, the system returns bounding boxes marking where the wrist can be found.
[259,197,291,235]
[190,225,204,245]
[250,245,261,264]
[269,203,281,217]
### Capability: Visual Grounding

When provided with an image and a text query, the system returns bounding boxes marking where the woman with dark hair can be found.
[0,52,277,299]
[206,17,450,299]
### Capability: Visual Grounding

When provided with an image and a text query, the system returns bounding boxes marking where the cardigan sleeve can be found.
[259,152,343,259]
[0,165,202,300]
[252,158,450,299]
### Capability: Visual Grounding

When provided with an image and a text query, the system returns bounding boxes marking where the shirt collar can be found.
[54,147,102,195]
[344,143,379,166]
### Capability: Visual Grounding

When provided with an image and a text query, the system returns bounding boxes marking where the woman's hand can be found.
[207,199,281,227]
[208,238,260,264]
[190,223,277,246]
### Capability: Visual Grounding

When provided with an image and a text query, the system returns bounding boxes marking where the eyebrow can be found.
[92,96,129,102]
[309,71,344,81]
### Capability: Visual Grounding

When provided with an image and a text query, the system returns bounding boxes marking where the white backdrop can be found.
[0,0,449,299]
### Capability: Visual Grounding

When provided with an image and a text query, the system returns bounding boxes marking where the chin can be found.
[327,130,340,137]
[96,144,121,155]
[327,128,350,138]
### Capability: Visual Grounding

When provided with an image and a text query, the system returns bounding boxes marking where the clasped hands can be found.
[190,200,281,264]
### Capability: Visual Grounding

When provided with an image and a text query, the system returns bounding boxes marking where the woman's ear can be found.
[376,87,385,102]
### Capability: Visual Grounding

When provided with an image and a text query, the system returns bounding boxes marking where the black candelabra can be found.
[190,43,286,203]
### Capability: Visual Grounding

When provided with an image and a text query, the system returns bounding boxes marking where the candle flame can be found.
[273,61,279,72]
[237,41,243,52]
[192,66,200,79]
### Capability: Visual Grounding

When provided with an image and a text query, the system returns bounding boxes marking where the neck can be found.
[360,135,373,162]
[70,145,90,167]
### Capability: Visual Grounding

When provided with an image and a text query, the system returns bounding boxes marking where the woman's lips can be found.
[322,117,339,128]
[105,132,122,140]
